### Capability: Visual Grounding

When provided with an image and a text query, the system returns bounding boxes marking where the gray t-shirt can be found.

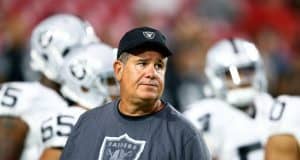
[60,99,210,160]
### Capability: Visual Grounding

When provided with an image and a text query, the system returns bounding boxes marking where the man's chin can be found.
[140,96,158,102]
[138,94,160,102]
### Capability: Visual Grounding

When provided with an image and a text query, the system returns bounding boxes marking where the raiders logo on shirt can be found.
[98,134,146,160]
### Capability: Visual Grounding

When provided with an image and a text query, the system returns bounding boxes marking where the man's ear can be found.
[113,60,123,82]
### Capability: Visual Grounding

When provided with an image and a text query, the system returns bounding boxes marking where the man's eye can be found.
[155,63,164,70]
[137,62,147,66]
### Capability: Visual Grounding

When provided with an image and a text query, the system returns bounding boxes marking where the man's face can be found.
[115,51,167,102]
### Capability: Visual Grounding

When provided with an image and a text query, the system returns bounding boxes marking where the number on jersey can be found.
[41,115,74,142]
[197,113,211,132]
[238,142,263,160]
[269,100,286,121]
[0,85,21,108]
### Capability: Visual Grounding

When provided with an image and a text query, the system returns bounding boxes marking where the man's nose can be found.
[145,64,157,78]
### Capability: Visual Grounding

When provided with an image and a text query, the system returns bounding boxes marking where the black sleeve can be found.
[60,113,85,160]
[183,133,211,160]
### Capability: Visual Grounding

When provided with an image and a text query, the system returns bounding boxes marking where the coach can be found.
[60,26,210,160]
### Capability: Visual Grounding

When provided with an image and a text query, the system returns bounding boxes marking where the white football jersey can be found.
[0,81,68,160]
[183,98,264,160]
[40,106,86,149]
[254,93,300,143]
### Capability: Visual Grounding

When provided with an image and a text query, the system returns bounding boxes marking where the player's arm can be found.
[0,116,29,160]
[39,147,63,160]
[265,134,300,160]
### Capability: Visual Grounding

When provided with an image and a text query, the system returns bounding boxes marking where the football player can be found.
[39,43,118,160]
[0,13,99,160]
[184,38,300,159]
[184,38,266,160]
[204,39,300,143]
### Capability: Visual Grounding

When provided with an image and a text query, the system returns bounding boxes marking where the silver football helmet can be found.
[30,13,100,83]
[60,43,118,109]
[205,38,267,108]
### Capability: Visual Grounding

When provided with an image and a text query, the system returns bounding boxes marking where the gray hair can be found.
[117,52,131,63]
[117,51,168,64]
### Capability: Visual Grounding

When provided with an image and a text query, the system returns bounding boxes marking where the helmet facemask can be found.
[222,64,259,108]
[97,72,119,100]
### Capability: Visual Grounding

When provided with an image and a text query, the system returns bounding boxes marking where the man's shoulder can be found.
[163,103,207,152]
[164,103,199,136]
[184,98,230,112]
[0,81,66,114]
[183,98,233,119]
[4,81,66,105]
[1,81,39,96]
[78,100,116,122]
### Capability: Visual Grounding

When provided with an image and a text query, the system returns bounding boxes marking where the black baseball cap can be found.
[117,26,173,58]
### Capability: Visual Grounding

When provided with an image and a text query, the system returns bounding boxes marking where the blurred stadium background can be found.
[0,0,300,110]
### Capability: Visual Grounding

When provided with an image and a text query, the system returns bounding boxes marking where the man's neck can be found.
[118,99,164,117]
[40,75,60,92]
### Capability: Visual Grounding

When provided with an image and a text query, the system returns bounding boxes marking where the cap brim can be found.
[124,41,172,57]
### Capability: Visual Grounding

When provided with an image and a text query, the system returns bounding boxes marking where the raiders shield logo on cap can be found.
[142,31,155,39]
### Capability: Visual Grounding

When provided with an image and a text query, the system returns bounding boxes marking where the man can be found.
[184,38,300,160]
[39,43,118,160]
[0,14,99,160]
[60,26,210,160]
